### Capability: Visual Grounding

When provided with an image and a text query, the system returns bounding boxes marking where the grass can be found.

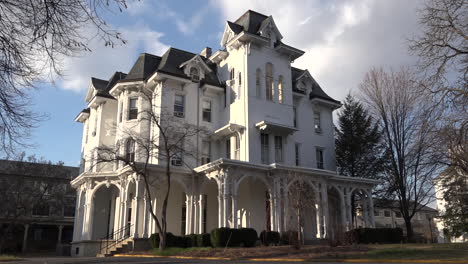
[363,243,468,260]
[145,243,468,261]
[0,255,21,262]
[152,247,211,256]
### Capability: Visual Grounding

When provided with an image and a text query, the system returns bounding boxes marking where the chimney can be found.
[200,47,212,58]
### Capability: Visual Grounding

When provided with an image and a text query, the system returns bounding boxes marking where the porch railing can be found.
[99,224,133,256]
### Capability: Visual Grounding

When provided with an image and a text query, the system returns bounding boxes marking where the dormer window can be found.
[190,67,200,82]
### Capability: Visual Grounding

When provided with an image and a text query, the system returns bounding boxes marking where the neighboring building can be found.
[434,172,468,243]
[355,199,438,242]
[0,160,79,254]
[71,10,379,256]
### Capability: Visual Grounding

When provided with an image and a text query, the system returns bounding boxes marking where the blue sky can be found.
[25,0,423,166]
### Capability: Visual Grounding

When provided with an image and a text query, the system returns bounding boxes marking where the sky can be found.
[26,0,424,166]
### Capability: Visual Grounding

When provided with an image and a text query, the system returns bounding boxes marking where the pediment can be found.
[84,81,96,102]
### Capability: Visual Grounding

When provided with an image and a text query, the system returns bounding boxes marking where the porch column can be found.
[72,190,81,241]
[132,178,142,238]
[218,184,224,228]
[315,191,322,239]
[199,194,204,234]
[362,199,369,227]
[142,197,149,238]
[283,181,289,231]
[185,194,191,235]
[367,190,375,227]
[22,224,29,253]
[345,191,352,231]
[232,194,238,228]
[321,184,329,238]
[57,225,64,244]
[269,190,275,231]
[193,195,199,234]
[84,189,95,240]
[223,178,231,227]
[339,188,347,233]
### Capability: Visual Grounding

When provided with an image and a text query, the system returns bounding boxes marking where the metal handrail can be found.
[99,223,133,256]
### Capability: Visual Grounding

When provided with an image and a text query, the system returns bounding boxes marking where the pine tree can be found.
[335,94,384,179]
[335,94,385,228]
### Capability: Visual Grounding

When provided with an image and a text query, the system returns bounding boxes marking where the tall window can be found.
[118,101,123,123]
[202,100,211,122]
[256,68,261,98]
[225,139,231,159]
[128,98,138,120]
[181,194,186,235]
[234,135,240,160]
[293,106,298,128]
[174,94,185,118]
[274,136,283,163]
[190,67,199,82]
[201,140,211,165]
[230,68,235,80]
[314,111,321,133]
[265,63,274,101]
[171,139,184,166]
[316,147,324,169]
[238,72,242,85]
[126,139,135,162]
[278,75,284,103]
[261,133,269,164]
[295,143,300,166]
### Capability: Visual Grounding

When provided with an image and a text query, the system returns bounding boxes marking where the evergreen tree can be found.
[335,94,384,179]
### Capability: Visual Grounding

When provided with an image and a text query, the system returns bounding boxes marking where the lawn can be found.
[364,243,468,260]
[143,243,468,261]
[0,255,21,262]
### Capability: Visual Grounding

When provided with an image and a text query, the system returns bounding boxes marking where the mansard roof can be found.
[124,53,161,81]
[87,71,127,101]
[291,67,340,105]
[233,10,269,34]
[113,48,223,87]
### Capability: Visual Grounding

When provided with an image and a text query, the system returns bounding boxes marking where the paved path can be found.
[7,256,468,264]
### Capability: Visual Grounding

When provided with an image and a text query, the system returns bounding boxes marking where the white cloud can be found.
[59,24,169,92]
[211,0,422,102]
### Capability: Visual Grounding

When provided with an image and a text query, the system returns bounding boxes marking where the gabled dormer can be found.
[292,67,341,109]
[179,55,212,82]
[257,16,283,45]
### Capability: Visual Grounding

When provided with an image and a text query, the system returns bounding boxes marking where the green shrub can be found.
[196,233,211,247]
[211,228,258,247]
[211,227,233,247]
[260,230,280,246]
[186,234,198,247]
[149,232,190,248]
[345,228,403,244]
[240,228,258,247]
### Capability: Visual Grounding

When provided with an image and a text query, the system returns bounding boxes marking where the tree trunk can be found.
[404,218,414,242]
[158,232,166,250]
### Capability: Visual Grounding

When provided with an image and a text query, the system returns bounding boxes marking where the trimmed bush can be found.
[210,228,258,247]
[239,228,258,247]
[186,234,198,247]
[260,230,280,246]
[149,232,190,248]
[345,228,403,244]
[196,233,211,247]
[211,227,234,247]
[149,233,160,249]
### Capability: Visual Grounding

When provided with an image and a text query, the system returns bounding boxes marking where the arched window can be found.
[126,139,135,162]
[256,68,261,98]
[278,75,284,103]
[190,67,200,82]
[265,63,274,101]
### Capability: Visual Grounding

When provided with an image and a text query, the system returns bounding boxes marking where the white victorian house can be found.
[71,10,378,256]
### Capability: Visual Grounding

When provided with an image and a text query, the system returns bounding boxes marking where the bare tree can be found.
[409,0,467,102]
[359,67,443,240]
[95,87,203,250]
[0,154,76,253]
[287,177,316,248]
[0,0,130,154]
